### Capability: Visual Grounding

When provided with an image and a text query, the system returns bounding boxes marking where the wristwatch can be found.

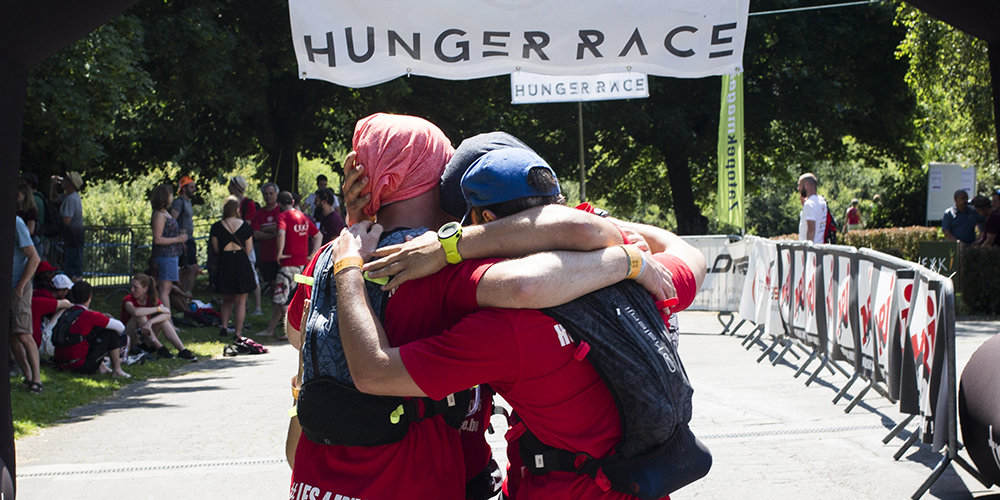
[438,222,463,264]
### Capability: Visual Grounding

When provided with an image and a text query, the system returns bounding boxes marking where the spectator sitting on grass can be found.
[53,281,130,378]
[32,262,60,299]
[121,273,197,361]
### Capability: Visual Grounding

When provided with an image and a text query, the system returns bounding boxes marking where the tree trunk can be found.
[662,151,708,235]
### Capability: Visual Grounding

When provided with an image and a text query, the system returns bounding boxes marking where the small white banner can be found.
[510,72,648,104]
[288,0,749,88]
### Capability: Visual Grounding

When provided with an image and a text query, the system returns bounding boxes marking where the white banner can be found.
[510,72,648,104]
[681,236,747,311]
[738,237,782,335]
[288,0,750,88]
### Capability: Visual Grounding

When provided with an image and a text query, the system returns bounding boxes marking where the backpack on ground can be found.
[48,306,86,348]
[39,196,64,238]
[824,206,838,245]
[223,337,268,356]
[519,280,712,499]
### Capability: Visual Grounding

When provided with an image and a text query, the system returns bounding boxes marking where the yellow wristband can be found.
[621,245,643,280]
[333,256,364,275]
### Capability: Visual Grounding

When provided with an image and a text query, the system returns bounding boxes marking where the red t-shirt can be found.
[399,257,696,500]
[288,243,501,500]
[30,295,60,346]
[846,206,861,225]
[34,288,55,300]
[252,205,282,262]
[239,196,257,222]
[53,307,113,370]
[277,209,318,267]
[120,293,161,325]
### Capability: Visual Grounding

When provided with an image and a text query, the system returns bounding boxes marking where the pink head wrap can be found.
[353,113,454,217]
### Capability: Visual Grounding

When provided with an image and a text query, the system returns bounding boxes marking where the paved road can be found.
[15,312,1000,499]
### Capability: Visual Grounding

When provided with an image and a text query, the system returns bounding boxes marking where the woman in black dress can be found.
[210,196,255,338]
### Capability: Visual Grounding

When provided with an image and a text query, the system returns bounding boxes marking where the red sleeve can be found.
[651,253,697,313]
[69,310,112,335]
[400,309,521,400]
[287,242,333,332]
[31,297,58,318]
[434,258,501,312]
[308,219,319,236]
[242,199,257,222]
[277,212,288,231]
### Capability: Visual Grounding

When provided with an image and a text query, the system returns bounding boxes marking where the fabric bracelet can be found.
[621,245,644,280]
[334,256,364,275]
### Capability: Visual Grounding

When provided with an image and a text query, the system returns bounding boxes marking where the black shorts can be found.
[258,260,280,283]
[75,329,121,375]
[184,238,198,267]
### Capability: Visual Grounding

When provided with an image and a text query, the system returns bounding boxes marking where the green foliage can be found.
[896,6,998,190]
[21,14,153,176]
[959,246,1000,315]
[841,226,940,261]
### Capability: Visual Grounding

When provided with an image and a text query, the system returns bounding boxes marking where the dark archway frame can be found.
[1,0,998,497]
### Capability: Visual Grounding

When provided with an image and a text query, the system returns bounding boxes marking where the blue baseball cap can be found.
[460,148,560,223]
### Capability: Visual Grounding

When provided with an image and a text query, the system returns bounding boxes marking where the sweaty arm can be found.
[365,205,624,289]
[608,218,707,290]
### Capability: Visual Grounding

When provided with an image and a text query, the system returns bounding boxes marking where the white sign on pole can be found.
[287,0,750,88]
[925,163,976,222]
[510,72,648,104]
[929,167,943,192]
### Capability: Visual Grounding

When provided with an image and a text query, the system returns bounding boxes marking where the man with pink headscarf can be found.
[285,114,677,500]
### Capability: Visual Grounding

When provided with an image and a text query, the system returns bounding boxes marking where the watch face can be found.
[438,222,460,239]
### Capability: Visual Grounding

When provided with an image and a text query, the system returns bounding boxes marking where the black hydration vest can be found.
[519,280,712,499]
[297,229,469,447]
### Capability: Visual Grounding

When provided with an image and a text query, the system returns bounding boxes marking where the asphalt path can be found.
[14,312,1000,499]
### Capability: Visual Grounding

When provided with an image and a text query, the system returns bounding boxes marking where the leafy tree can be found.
[896,6,998,190]
[20,14,153,179]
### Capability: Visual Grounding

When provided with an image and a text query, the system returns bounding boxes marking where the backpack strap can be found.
[519,427,602,478]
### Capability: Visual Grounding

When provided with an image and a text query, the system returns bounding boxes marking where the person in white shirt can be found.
[797,173,827,244]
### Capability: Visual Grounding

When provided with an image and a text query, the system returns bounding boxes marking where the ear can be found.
[482,210,498,223]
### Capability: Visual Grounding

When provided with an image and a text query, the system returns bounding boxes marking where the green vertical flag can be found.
[717,72,745,228]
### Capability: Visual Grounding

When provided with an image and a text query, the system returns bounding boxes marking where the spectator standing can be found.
[797,173,828,244]
[252,183,281,299]
[17,184,39,248]
[314,187,346,245]
[170,176,199,295]
[942,189,980,247]
[20,173,48,254]
[210,197,255,339]
[53,281,130,378]
[150,184,188,316]
[11,216,42,394]
[120,273,196,360]
[971,195,999,247]
[49,171,85,280]
[304,174,339,218]
[257,191,318,338]
[845,199,863,231]
[228,175,262,315]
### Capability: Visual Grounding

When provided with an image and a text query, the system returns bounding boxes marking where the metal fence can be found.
[43,218,214,288]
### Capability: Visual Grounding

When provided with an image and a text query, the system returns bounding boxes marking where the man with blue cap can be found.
[330,147,706,499]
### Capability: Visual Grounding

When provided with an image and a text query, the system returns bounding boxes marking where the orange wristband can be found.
[334,256,364,275]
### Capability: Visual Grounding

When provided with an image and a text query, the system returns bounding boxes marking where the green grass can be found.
[10,275,290,439]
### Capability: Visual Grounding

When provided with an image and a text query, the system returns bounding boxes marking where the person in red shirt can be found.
[330,148,705,500]
[285,116,679,500]
[121,273,197,361]
[53,281,130,378]
[258,191,319,338]
[252,182,282,299]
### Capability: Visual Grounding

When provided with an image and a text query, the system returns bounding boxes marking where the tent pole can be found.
[578,101,586,203]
